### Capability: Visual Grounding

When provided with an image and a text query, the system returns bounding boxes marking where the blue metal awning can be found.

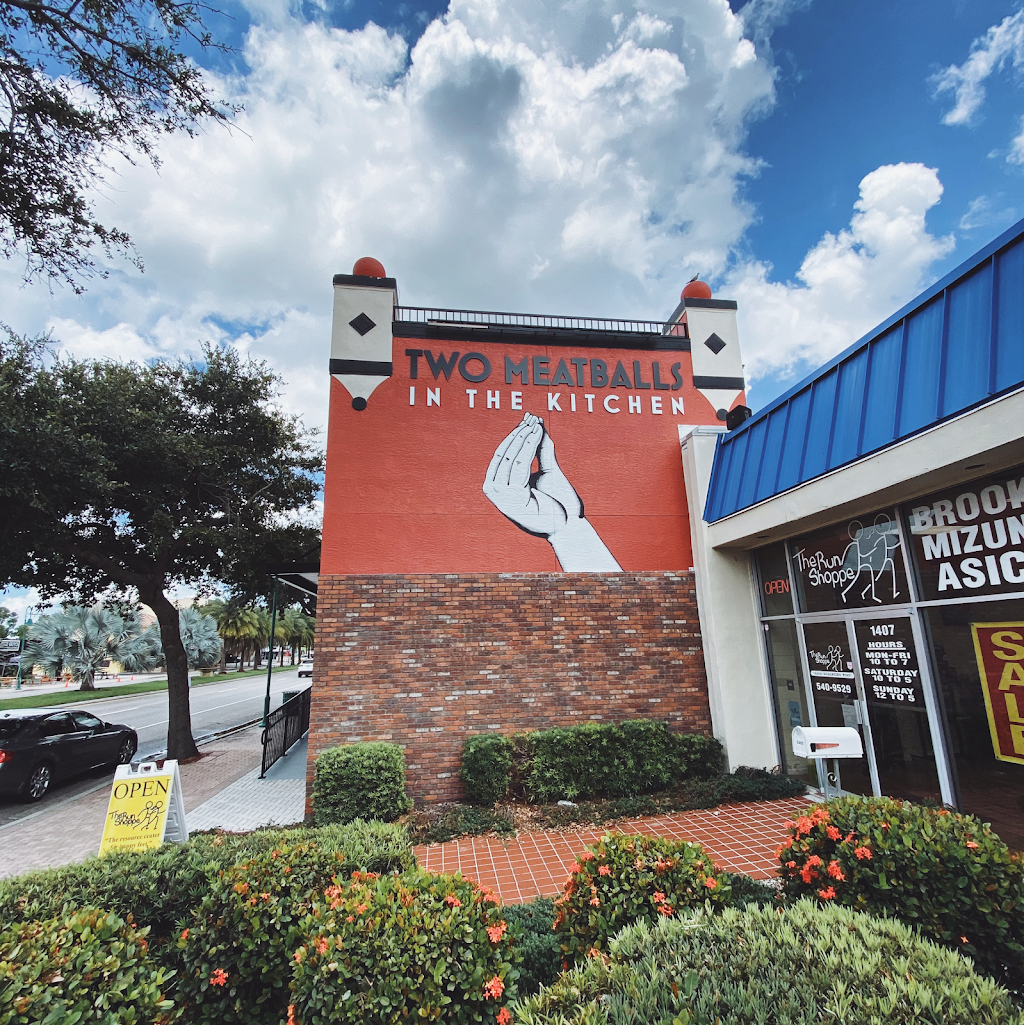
[704,217,1024,523]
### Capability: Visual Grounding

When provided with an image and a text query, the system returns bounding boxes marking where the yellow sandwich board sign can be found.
[99,760,188,855]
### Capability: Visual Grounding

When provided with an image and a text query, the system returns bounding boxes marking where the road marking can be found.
[135,690,294,729]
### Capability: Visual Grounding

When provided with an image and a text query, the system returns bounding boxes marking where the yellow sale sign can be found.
[99,762,182,855]
[972,623,1024,766]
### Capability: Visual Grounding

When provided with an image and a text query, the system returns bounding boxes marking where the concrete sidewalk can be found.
[1,727,312,879]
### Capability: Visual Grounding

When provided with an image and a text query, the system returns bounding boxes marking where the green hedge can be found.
[312,742,413,826]
[503,897,562,996]
[0,908,173,1025]
[514,900,1024,1025]
[291,870,519,1023]
[779,796,1024,990]
[553,832,731,963]
[460,721,723,805]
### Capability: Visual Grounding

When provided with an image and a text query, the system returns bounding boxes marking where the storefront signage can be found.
[99,760,187,855]
[805,641,855,698]
[906,468,1024,600]
[790,512,907,613]
[972,623,1024,765]
[763,577,790,596]
[854,619,923,705]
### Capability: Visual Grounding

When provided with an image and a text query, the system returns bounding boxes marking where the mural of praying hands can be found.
[483,413,621,572]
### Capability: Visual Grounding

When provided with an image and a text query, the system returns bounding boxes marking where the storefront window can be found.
[754,543,793,617]
[904,465,1024,601]
[790,511,909,613]
[763,619,812,781]
[925,599,1024,850]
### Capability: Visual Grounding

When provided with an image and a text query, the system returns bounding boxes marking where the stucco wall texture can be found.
[307,571,712,806]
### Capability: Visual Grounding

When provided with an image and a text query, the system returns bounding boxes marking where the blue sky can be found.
[3,0,1024,616]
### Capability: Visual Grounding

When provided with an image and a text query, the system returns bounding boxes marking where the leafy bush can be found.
[178,840,344,1024]
[720,872,780,909]
[778,797,1024,989]
[313,742,412,826]
[0,908,173,1025]
[553,832,730,963]
[460,721,723,806]
[514,900,1024,1025]
[290,870,519,1024]
[461,733,515,805]
[503,897,562,996]
[0,820,411,958]
[407,804,515,844]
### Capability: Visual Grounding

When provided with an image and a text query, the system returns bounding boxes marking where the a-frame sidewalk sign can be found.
[99,760,188,856]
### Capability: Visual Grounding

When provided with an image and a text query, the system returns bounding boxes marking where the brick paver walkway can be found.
[0,726,264,879]
[413,796,809,903]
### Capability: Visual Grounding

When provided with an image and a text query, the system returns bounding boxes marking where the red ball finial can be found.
[681,275,712,300]
[352,257,386,278]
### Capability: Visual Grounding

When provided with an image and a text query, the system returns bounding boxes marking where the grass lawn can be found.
[0,664,301,709]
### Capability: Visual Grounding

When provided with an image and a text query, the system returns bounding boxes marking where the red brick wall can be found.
[306,571,711,807]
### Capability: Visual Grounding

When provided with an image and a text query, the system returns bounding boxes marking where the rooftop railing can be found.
[394,306,683,336]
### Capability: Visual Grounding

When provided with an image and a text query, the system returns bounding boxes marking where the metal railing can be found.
[394,305,675,336]
[260,686,311,778]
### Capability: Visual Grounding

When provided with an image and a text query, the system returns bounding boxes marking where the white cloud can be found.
[728,162,955,381]
[0,0,782,436]
[958,193,1018,231]
[933,10,1024,127]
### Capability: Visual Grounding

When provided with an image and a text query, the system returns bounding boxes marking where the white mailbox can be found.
[792,726,863,760]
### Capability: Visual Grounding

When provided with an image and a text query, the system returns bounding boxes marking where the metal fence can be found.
[394,305,670,336]
[260,686,311,778]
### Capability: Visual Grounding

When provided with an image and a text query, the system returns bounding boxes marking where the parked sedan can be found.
[297,660,314,678]
[0,708,138,802]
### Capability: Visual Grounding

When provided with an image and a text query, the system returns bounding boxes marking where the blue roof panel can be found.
[705,216,1024,523]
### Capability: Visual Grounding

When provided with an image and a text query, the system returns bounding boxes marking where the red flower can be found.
[826,826,842,841]
[704,877,717,890]
[795,816,812,836]
[854,847,872,860]
[598,864,611,876]
[487,921,508,943]
[484,976,504,1000]
[180,929,189,941]
[589,896,600,906]
[818,886,836,900]
[445,894,462,907]
[657,903,674,915]
[316,937,329,954]
[580,852,595,862]
[652,890,666,903]
[786,860,796,869]
[210,968,228,986]
[571,862,582,874]
[497,1009,512,1025]
[287,1004,298,1025]
[827,861,845,881]
[356,903,369,914]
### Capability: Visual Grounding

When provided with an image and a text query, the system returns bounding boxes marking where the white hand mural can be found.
[483,413,621,571]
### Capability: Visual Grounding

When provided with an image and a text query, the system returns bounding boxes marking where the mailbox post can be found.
[792,726,864,800]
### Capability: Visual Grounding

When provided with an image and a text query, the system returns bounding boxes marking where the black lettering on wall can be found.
[652,361,670,390]
[405,349,423,379]
[425,351,460,380]
[458,352,492,383]
[505,356,529,385]
[591,359,608,387]
[671,362,684,391]
[633,361,652,389]
[551,358,575,387]
[532,356,550,384]
[570,357,588,386]
[610,361,633,388]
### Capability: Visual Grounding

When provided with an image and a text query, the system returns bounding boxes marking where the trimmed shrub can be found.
[553,832,731,963]
[290,870,519,1024]
[461,721,724,806]
[178,840,347,1024]
[0,908,173,1025]
[513,900,1024,1025]
[503,897,562,996]
[407,804,515,845]
[461,733,515,805]
[778,797,1024,989]
[313,742,412,826]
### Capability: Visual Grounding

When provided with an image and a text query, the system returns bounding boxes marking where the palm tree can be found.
[297,612,316,660]
[178,608,222,669]
[279,606,306,665]
[25,605,162,690]
[205,599,260,672]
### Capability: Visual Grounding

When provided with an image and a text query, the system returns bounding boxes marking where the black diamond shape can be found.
[704,332,726,355]
[349,313,376,336]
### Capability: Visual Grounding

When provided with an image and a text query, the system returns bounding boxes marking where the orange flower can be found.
[966,841,979,850]
[786,860,796,869]
[580,852,595,862]
[652,891,666,903]
[657,903,674,915]
[483,976,504,1000]
[827,861,845,881]
[210,968,228,986]
[818,886,836,900]
[233,882,249,895]
[795,816,812,836]
[180,929,189,941]
[704,877,717,889]
[854,847,872,860]
[826,826,842,841]
[496,1009,512,1025]
[445,894,462,907]
[587,947,601,958]
[487,922,508,943]
[346,915,354,923]
[316,937,329,954]
[598,864,611,876]
[294,949,305,963]
[589,897,600,906]
[287,1005,298,1025]
[356,903,369,914]
[654,859,667,874]
[571,862,582,874]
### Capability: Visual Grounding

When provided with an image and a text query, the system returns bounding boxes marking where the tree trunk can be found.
[141,585,199,761]
[79,670,96,691]
[219,644,226,675]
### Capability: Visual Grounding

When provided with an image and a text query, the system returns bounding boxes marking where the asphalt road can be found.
[0,668,304,829]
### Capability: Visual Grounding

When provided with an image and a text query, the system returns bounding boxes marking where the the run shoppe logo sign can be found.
[907,467,1024,599]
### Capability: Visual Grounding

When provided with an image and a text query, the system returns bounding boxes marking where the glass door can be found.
[801,620,875,796]
[799,613,948,803]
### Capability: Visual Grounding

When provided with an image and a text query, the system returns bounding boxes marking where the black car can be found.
[0,708,138,802]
